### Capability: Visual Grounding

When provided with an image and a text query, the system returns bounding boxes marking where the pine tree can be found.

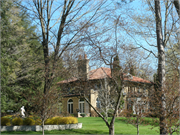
[1,0,43,114]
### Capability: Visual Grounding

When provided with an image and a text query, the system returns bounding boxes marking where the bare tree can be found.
[74,54,129,135]
[88,76,125,121]
[125,98,148,135]
[154,0,168,134]
[151,62,180,135]
[24,85,60,135]
[18,0,109,134]
[173,0,180,18]
[116,0,179,134]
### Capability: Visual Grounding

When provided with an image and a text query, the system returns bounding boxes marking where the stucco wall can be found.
[62,96,90,117]
[90,89,98,111]
[62,97,79,116]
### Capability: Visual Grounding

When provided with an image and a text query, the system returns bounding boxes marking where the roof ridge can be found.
[58,67,152,84]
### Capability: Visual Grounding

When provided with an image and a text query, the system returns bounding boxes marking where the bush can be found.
[91,110,99,117]
[52,117,62,125]
[35,119,42,125]
[80,113,86,117]
[69,117,78,124]
[1,117,11,126]
[70,114,74,117]
[149,113,158,118]
[61,117,78,124]
[2,116,78,126]
[45,116,78,125]
[101,112,106,117]
[119,109,133,117]
[23,118,35,126]
[108,109,114,117]
[45,116,62,125]
[45,118,53,125]
[12,117,23,126]
[2,115,13,119]
[61,117,71,124]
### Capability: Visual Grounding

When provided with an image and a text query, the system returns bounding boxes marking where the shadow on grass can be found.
[118,117,159,127]
[1,129,108,135]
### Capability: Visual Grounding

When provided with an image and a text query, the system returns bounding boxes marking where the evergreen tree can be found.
[1,0,43,114]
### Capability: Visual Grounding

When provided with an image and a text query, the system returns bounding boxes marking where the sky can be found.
[22,0,179,79]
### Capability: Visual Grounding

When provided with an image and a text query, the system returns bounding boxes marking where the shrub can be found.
[33,116,40,120]
[52,116,62,125]
[108,109,114,117]
[119,109,133,117]
[149,113,158,118]
[1,117,11,126]
[23,118,35,126]
[101,112,106,117]
[45,118,53,125]
[35,119,42,125]
[91,110,99,117]
[12,117,23,126]
[45,116,62,125]
[80,113,86,117]
[3,115,13,119]
[61,117,70,124]
[61,117,78,124]
[69,117,78,124]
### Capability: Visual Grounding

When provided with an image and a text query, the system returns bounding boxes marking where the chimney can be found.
[111,55,121,77]
[77,54,89,81]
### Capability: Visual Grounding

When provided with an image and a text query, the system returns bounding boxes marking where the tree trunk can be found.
[42,120,45,135]
[137,117,139,135]
[154,0,167,135]
[173,0,180,19]
[108,91,122,135]
[109,125,114,135]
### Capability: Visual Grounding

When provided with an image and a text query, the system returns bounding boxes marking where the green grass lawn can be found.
[1,117,160,134]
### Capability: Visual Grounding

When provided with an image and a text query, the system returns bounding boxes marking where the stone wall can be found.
[1,123,82,132]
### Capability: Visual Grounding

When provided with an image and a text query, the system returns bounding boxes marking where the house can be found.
[57,54,153,117]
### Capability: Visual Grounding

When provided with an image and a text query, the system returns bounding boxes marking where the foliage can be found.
[1,116,78,126]
[1,118,11,126]
[1,0,43,114]
[35,119,42,125]
[107,109,114,117]
[23,118,35,126]
[80,113,86,117]
[61,117,78,124]
[2,115,13,119]
[12,117,23,126]
[45,116,78,125]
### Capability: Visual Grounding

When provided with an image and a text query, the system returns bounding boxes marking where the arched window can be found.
[96,98,101,109]
[79,98,84,113]
[68,99,73,114]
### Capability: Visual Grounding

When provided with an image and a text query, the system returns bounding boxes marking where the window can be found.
[68,99,73,114]
[79,99,84,113]
[96,98,101,109]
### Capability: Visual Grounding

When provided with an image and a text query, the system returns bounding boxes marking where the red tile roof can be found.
[57,67,152,84]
